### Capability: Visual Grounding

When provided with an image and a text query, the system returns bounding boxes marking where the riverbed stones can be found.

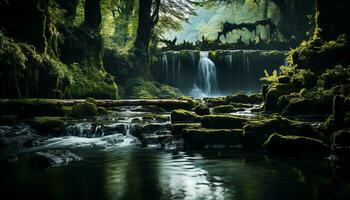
[30,116,66,136]
[30,150,82,169]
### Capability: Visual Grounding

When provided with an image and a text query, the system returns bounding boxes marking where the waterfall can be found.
[190,51,219,98]
[162,51,181,87]
[162,53,168,84]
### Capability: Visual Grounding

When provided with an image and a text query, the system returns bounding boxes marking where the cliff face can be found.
[0,0,118,99]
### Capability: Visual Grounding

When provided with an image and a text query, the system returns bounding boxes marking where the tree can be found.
[84,0,102,30]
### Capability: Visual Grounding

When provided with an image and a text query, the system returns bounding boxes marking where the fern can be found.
[260,69,278,83]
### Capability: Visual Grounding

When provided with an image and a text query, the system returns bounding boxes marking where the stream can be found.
[1,106,350,200]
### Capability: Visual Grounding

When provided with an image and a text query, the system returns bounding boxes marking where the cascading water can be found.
[190,51,219,98]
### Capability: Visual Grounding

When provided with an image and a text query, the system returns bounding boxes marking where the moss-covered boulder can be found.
[70,102,98,119]
[170,123,201,136]
[194,104,210,116]
[170,109,200,123]
[226,93,250,104]
[212,105,242,114]
[181,128,243,149]
[30,117,65,136]
[243,115,327,150]
[201,115,247,129]
[262,133,329,156]
[204,97,228,107]
[264,83,299,112]
[282,98,332,117]
[249,93,263,104]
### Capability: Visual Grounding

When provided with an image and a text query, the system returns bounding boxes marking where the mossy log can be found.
[0,99,193,108]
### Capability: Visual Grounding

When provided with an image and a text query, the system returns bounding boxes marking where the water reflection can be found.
[1,148,350,200]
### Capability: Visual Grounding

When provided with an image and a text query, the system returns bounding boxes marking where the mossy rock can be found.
[243,115,327,150]
[230,103,253,109]
[97,107,109,115]
[226,93,251,104]
[181,128,243,149]
[30,117,65,136]
[201,115,247,129]
[249,93,263,104]
[142,113,155,121]
[262,133,329,156]
[282,98,332,117]
[194,104,210,116]
[212,105,240,114]
[155,115,170,122]
[204,97,228,107]
[264,84,300,112]
[170,123,202,136]
[171,109,200,124]
[71,102,98,118]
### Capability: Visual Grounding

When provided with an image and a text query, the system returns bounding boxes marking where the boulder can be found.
[194,104,210,116]
[170,123,201,136]
[30,116,65,136]
[264,83,299,112]
[171,109,200,123]
[262,133,329,156]
[204,97,228,107]
[71,102,98,118]
[201,115,247,129]
[226,93,251,104]
[0,124,40,149]
[249,93,263,104]
[212,105,240,114]
[282,98,332,117]
[243,115,327,150]
[181,128,243,149]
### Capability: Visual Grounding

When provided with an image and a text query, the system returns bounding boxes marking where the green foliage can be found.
[260,69,278,83]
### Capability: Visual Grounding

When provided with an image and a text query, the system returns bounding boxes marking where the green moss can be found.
[201,115,247,129]
[142,113,155,121]
[194,104,210,116]
[212,105,240,114]
[155,115,170,122]
[70,102,98,118]
[262,133,329,155]
[171,109,200,124]
[30,116,65,136]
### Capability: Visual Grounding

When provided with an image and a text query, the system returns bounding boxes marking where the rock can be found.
[226,92,251,104]
[30,150,82,169]
[212,105,240,114]
[140,131,173,147]
[194,104,210,116]
[30,117,65,136]
[170,123,201,136]
[249,93,263,104]
[282,98,332,116]
[71,102,98,118]
[264,83,299,112]
[97,107,109,115]
[170,109,200,123]
[0,125,40,149]
[132,123,171,138]
[262,133,329,156]
[155,115,170,122]
[331,129,350,157]
[204,97,228,107]
[181,128,243,149]
[142,113,155,121]
[278,76,291,84]
[230,103,253,109]
[243,115,327,150]
[201,115,247,129]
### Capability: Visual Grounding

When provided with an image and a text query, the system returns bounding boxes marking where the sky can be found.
[164,3,279,43]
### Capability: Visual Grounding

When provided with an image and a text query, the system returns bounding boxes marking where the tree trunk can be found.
[134,0,153,50]
[83,0,102,30]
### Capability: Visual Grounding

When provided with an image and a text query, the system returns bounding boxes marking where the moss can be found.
[204,97,228,107]
[142,113,155,121]
[194,104,210,116]
[226,92,251,104]
[97,107,109,115]
[171,109,200,124]
[30,116,65,136]
[264,83,300,112]
[170,123,201,136]
[181,128,243,149]
[243,115,327,150]
[212,105,241,114]
[262,133,329,155]
[155,115,170,122]
[201,115,247,129]
[70,102,98,118]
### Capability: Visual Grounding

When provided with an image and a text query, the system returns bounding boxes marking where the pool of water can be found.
[1,146,350,200]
